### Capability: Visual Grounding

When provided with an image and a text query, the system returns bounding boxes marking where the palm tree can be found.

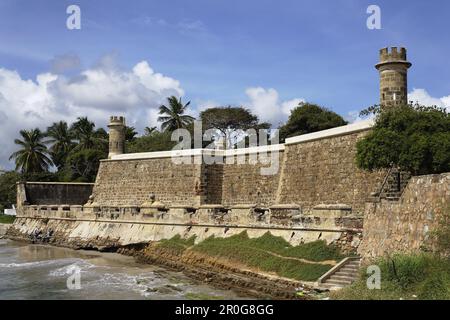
[9,129,52,173]
[144,126,157,136]
[125,126,138,142]
[158,96,195,132]
[70,117,106,151]
[45,121,75,169]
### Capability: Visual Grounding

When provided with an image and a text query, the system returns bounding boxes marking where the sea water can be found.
[0,239,244,300]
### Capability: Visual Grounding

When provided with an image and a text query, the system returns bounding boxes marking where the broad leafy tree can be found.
[200,106,270,148]
[62,149,106,182]
[126,129,176,153]
[0,171,21,211]
[356,104,450,175]
[279,103,347,141]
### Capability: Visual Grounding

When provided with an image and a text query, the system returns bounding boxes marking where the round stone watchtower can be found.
[108,116,126,159]
[375,47,412,108]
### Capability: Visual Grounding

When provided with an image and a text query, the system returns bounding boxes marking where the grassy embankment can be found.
[332,253,450,300]
[0,214,15,224]
[157,232,346,282]
[335,208,450,300]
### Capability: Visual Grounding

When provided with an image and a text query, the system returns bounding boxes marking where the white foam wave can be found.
[48,260,95,277]
[0,260,63,269]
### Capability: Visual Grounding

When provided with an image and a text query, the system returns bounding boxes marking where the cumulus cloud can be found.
[245,87,304,126]
[408,88,450,111]
[0,58,184,169]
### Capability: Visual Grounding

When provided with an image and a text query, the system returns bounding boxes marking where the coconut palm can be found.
[125,126,138,142]
[158,96,195,132]
[45,121,75,169]
[9,129,52,173]
[70,117,106,151]
[144,126,157,136]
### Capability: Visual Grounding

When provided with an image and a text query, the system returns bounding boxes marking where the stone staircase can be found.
[317,257,361,290]
[370,167,411,202]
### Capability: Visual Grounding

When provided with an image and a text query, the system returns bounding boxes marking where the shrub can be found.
[356,104,450,175]
[279,103,347,141]
[333,253,450,300]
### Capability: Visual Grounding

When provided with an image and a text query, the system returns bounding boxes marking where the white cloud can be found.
[245,87,304,126]
[408,88,450,111]
[0,58,184,169]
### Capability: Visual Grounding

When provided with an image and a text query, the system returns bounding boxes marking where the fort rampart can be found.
[9,118,449,259]
[10,120,381,254]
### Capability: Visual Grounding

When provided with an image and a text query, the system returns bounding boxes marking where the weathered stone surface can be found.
[93,158,204,207]
[358,173,450,260]
[277,131,384,214]
[90,129,382,214]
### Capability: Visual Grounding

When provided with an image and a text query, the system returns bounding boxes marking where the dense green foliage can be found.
[356,104,450,175]
[0,214,15,224]
[0,171,21,211]
[126,130,176,153]
[60,149,106,182]
[279,103,347,141]
[158,232,344,281]
[334,253,450,300]
[45,121,75,170]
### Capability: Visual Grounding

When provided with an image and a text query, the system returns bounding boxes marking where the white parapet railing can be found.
[107,119,374,162]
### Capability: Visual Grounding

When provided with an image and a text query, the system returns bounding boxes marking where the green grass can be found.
[158,232,344,282]
[244,232,344,262]
[0,214,15,224]
[333,253,450,300]
[157,234,196,254]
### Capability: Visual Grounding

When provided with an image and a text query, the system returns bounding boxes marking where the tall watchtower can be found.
[108,116,126,159]
[375,47,412,107]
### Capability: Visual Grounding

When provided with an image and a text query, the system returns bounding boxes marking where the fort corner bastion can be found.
[7,48,449,263]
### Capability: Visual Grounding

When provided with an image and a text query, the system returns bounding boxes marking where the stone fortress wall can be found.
[358,173,450,259]
[91,120,383,214]
[13,121,380,254]
[10,47,450,259]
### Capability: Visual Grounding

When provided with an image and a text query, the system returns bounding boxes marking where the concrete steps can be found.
[318,258,361,290]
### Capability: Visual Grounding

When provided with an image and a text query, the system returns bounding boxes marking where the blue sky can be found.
[0,0,449,168]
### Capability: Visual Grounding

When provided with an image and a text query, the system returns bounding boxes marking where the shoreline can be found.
[6,224,322,300]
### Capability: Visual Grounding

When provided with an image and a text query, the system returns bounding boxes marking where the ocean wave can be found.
[0,258,86,270]
[82,272,185,298]
[0,260,62,269]
[48,260,95,277]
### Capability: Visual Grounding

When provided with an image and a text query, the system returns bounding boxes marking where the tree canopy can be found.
[279,103,347,141]
[200,106,270,148]
[45,121,75,170]
[356,104,450,175]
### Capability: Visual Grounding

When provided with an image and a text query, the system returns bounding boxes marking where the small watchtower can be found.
[375,47,412,107]
[108,116,126,159]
